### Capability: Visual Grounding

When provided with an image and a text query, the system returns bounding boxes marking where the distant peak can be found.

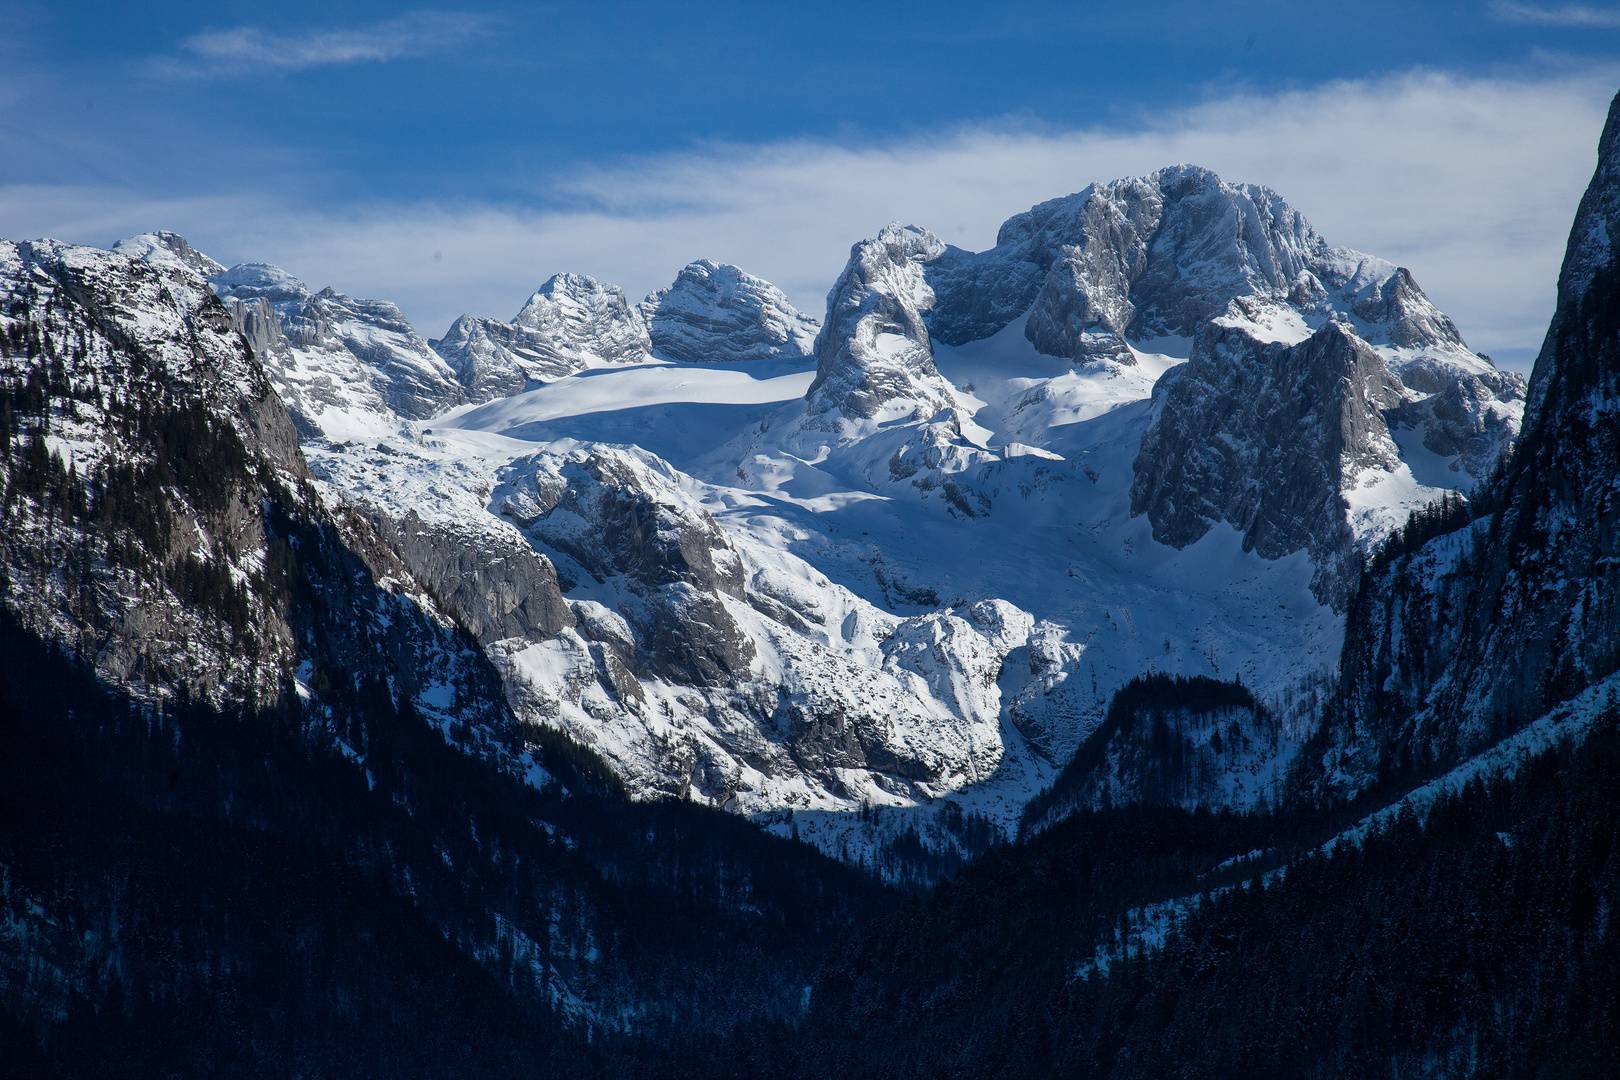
[875,223,946,260]
[209,262,310,304]
[643,258,818,363]
[112,231,226,277]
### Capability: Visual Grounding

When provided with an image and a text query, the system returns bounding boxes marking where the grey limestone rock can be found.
[371,509,575,645]
[1131,316,1406,610]
[640,259,819,364]
[431,314,551,400]
[805,224,960,425]
[224,294,289,360]
[494,447,755,688]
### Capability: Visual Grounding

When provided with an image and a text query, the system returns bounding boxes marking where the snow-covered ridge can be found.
[924,164,1477,365]
[207,259,466,441]
[71,160,1523,870]
[431,261,819,406]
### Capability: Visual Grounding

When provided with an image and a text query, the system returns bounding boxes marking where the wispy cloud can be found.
[1489,1,1620,27]
[157,11,497,76]
[1,70,1612,373]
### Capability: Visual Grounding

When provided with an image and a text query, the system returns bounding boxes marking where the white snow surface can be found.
[314,298,1348,865]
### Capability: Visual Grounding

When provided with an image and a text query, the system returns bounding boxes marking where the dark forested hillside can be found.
[647,705,1619,1079]
[1020,673,1269,829]
[0,607,889,1077]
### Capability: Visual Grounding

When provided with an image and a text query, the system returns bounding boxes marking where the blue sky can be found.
[4,1,1620,367]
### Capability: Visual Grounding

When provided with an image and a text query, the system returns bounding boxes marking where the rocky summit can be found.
[642,259,821,365]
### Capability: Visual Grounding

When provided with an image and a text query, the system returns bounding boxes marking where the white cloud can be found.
[1489,2,1620,28]
[159,11,496,75]
[1,69,1613,372]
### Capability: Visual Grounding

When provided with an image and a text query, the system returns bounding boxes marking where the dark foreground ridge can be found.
[0,608,889,1077]
[656,707,1620,1079]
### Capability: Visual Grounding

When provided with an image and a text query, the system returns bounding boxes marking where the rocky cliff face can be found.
[208,261,467,440]
[1131,315,1407,610]
[805,224,962,429]
[640,259,820,364]
[1303,90,1620,803]
[0,237,519,770]
[925,165,1471,363]
[496,447,757,688]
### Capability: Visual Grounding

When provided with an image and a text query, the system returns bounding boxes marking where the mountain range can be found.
[2,90,1616,1077]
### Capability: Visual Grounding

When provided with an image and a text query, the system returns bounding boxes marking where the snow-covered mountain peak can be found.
[640,259,820,364]
[430,272,654,404]
[512,272,651,360]
[210,261,311,304]
[804,223,960,431]
[926,164,1488,376]
[111,230,227,278]
[207,258,465,439]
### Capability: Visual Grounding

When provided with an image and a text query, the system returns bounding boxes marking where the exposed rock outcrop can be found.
[431,274,652,402]
[1130,315,1407,610]
[494,447,755,688]
[1303,89,1620,802]
[370,508,575,645]
[209,261,466,438]
[113,230,227,277]
[924,165,1475,365]
[805,224,961,428]
[640,259,819,364]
